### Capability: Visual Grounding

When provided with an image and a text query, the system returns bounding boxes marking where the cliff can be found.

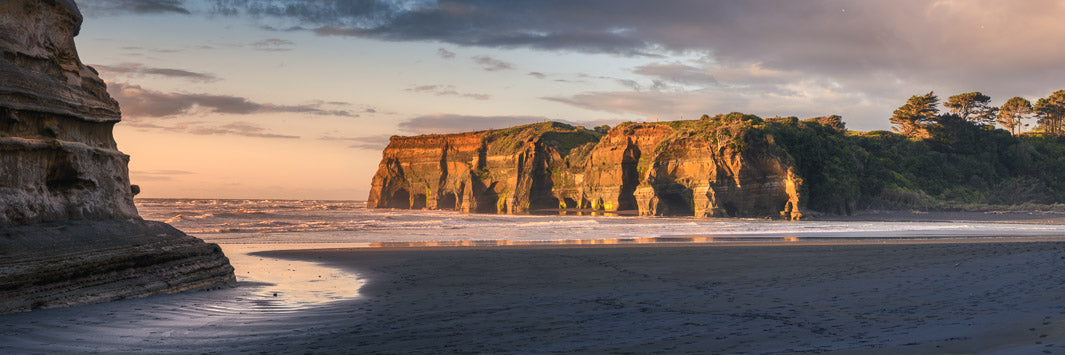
[0,0,233,313]
[368,122,604,213]
[368,115,805,219]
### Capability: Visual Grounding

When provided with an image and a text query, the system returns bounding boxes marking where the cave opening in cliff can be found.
[388,189,411,209]
[562,197,577,209]
[438,193,457,210]
[411,194,427,209]
[477,191,500,213]
[618,149,640,211]
[657,186,694,216]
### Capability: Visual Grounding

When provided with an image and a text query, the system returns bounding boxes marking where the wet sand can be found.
[5,239,1065,353]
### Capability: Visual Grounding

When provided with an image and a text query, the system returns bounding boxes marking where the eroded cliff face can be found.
[368,122,603,213]
[0,0,234,313]
[0,0,134,225]
[368,116,804,220]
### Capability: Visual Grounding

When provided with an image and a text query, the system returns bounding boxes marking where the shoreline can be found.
[4,239,1065,352]
[266,235,1065,252]
[252,240,1065,353]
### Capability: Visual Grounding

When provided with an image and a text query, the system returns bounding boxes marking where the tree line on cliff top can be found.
[757,89,1065,213]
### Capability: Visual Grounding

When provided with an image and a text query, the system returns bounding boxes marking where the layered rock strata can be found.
[0,0,233,313]
[368,117,804,219]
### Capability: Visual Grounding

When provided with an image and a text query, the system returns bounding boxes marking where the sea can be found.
[137,198,1065,246]
[5,198,1065,353]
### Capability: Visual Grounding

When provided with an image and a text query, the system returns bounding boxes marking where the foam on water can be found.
[137,199,1065,245]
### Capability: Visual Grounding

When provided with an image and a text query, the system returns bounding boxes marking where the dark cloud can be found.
[210,1,1065,115]
[436,48,456,59]
[81,0,191,16]
[251,38,296,51]
[527,72,546,79]
[122,120,299,139]
[319,134,392,150]
[472,55,513,71]
[107,82,357,118]
[92,63,219,82]
[405,85,490,100]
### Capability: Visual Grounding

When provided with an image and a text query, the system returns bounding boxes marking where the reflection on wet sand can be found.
[219,244,364,310]
[364,234,1057,248]
[367,236,810,247]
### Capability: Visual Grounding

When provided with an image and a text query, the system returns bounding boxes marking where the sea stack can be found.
[0,0,234,313]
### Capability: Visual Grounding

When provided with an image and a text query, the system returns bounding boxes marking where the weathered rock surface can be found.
[368,116,804,219]
[368,122,603,213]
[0,219,234,313]
[0,0,234,313]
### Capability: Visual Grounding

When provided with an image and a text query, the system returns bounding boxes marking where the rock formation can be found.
[368,115,805,220]
[0,0,233,313]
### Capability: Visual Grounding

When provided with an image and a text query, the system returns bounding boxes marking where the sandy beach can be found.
[4,238,1065,353]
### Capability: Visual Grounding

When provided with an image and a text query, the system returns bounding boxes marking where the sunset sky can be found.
[75,0,1065,200]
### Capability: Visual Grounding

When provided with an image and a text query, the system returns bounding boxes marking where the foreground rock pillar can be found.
[0,0,234,314]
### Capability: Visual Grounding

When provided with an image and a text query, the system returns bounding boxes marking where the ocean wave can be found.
[515,219,601,227]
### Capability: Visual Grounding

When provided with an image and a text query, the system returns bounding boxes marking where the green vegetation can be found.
[890,91,939,138]
[484,122,603,156]
[622,89,1065,213]
[998,97,1033,136]
[944,92,997,125]
[756,89,1065,212]
[474,88,1065,214]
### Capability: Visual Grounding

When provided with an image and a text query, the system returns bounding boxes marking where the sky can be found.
[74,0,1065,200]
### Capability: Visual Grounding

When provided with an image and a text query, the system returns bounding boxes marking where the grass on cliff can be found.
[484,122,603,156]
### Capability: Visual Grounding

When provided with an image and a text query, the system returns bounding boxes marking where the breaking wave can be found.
[135,198,1065,245]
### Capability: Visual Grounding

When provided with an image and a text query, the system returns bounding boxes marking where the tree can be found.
[891,91,939,138]
[1035,90,1065,135]
[997,97,1032,136]
[944,91,998,125]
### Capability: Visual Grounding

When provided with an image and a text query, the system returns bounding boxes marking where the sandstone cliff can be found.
[0,0,234,313]
[368,122,604,213]
[368,115,804,219]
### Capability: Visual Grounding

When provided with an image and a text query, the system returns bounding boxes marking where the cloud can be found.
[210,0,1065,127]
[633,63,716,86]
[187,122,300,139]
[405,85,490,100]
[436,48,456,59]
[92,63,219,82]
[544,77,883,129]
[134,169,196,175]
[527,72,546,79]
[319,134,392,150]
[107,82,357,118]
[123,120,300,139]
[129,169,196,182]
[396,113,625,134]
[472,55,513,71]
[81,0,191,15]
[398,114,554,134]
[251,38,296,51]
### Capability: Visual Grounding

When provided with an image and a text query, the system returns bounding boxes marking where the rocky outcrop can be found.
[368,115,805,219]
[0,219,235,312]
[368,122,604,213]
[0,0,233,313]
